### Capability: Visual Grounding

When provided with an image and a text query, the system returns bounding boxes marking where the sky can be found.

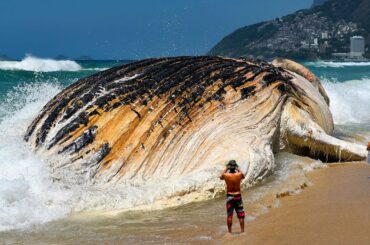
[0,0,312,59]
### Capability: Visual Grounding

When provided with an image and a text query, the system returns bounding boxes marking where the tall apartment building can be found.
[350,36,365,58]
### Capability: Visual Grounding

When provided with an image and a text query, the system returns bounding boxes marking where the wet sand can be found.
[222,163,370,245]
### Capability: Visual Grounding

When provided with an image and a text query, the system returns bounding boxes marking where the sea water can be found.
[0,57,129,231]
[0,57,369,243]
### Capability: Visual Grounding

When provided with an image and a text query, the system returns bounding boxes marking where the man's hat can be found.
[226,160,238,169]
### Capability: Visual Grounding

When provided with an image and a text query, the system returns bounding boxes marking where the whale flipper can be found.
[282,102,366,162]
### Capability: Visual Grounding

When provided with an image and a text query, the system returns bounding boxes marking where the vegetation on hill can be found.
[210,0,370,60]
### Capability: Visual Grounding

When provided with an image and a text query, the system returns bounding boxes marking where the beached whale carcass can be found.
[24,56,367,187]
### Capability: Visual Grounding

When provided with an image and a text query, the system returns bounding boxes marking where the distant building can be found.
[321,32,328,39]
[301,41,310,49]
[313,38,319,46]
[350,36,365,58]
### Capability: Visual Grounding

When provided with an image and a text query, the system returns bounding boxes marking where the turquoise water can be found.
[307,62,370,82]
[0,57,369,240]
[304,61,370,125]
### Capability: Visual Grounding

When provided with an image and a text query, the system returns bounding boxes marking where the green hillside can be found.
[210,0,370,60]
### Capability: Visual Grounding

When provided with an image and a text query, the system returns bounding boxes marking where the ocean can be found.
[0,56,369,243]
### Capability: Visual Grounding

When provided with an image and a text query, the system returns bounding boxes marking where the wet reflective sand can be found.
[223,163,370,244]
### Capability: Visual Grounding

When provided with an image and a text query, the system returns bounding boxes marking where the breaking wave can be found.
[0,82,73,231]
[0,56,82,72]
[306,61,370,68]
[322,78,370,124]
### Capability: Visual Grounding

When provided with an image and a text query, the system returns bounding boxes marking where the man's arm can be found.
[236,167,245,179]
[220,168,228,180]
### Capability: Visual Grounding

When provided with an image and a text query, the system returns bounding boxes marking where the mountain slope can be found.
[210,0,370,59]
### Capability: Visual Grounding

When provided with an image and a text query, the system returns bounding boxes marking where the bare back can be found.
[221,172,244,195]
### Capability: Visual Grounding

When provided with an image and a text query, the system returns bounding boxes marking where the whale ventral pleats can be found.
[26,56,292,144]
[25,55,364,186]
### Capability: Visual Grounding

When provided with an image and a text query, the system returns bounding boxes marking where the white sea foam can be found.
[84,67,110,71]
[0,56,82,72]
[322,78,370,124]
[0,82,74,231]
[306,61,370,68]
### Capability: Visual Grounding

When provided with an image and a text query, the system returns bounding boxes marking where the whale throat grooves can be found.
[24,56,366,186]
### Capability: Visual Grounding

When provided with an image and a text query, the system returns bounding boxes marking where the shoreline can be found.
[221,163,370,244]
[1,162,370,244]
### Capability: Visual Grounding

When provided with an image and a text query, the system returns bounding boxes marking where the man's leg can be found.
[226,197,234,233]
[235,196,245,233]
[227,215,233,233]
[239,218,244,233]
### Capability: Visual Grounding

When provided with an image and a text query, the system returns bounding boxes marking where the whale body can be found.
[25,56,366,188]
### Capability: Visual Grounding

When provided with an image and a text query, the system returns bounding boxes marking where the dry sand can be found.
[221,163,370,245]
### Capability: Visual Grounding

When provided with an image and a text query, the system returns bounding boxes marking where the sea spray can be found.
[322,78,370,124]
[0,56,82,72]
[0,82,72,231]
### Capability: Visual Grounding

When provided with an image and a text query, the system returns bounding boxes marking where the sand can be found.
[221,163,370,245]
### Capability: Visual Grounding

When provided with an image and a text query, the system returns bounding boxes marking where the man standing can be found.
[220,160,245,233]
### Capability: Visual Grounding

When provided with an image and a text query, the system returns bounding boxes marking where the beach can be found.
[0,59,369,243]
[222,163,370,245]
[2,162,369,244]
[2,0,370,242]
